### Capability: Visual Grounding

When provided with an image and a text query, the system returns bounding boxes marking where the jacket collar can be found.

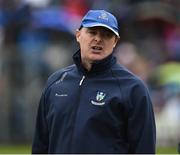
[73,50,116,75]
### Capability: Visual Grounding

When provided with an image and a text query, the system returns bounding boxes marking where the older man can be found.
[32,10,156,154]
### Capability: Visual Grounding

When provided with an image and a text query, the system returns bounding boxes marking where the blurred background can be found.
[0,0,180,153]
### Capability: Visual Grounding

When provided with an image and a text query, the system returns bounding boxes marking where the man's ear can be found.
[113,36,120,48]
[116,36,120,43]
[76,29,81,42]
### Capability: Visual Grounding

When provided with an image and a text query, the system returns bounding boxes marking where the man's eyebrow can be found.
[87,27,96,30]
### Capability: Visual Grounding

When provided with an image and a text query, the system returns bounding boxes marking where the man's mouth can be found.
[91,46,103,51]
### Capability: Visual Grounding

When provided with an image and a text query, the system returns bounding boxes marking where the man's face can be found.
[76,27,119,63]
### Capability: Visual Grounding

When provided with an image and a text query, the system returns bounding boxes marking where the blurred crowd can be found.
[0,0,180,148]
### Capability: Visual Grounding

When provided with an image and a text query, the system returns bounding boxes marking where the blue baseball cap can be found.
[80,10,119,37]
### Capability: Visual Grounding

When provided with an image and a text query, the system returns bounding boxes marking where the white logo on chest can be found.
[91,91,106,106]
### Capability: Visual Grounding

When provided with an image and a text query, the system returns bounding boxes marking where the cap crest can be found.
[98,11,109,21]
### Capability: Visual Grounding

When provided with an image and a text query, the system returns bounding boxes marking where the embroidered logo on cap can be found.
[98,11,108,21]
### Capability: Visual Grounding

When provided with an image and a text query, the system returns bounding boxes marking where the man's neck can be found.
[81,59,93,71]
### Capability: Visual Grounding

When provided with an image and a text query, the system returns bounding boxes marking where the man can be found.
[32,10,156,154]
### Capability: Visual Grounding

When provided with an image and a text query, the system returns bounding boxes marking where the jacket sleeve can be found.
[32,91,49,153]
[31,69,65,153]
[127,81,156,154]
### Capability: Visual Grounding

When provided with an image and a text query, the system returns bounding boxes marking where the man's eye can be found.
[104,32,114,38]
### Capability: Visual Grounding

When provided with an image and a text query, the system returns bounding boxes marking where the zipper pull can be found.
[79,75,85,86]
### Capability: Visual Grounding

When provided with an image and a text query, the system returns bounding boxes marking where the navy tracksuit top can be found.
[32,50,156,154]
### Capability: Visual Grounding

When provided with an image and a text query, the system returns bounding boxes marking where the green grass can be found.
[0,144,31,154]
[156,147,178,154]
[0,144,178,154]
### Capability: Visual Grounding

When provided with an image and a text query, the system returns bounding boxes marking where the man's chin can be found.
[89,55,105,61]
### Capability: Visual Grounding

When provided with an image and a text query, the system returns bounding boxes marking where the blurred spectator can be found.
[156,91,180,146]
[115,42,150,82]
[62,0,89,17]
[164,25,180,61]
[20,0,51,8]
[155,62,180,86]
[90,0,111,10]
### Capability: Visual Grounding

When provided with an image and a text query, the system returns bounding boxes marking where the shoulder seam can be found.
[45,65,74,93]
[110,69,125,103]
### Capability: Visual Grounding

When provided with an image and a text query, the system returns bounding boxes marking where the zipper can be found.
[69,75,85,152]
[79,75,85,85]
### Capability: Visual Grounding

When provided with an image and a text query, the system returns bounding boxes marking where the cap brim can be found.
[82,23,120,37]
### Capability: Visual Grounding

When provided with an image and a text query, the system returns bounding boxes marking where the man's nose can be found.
[94,32,102,42]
